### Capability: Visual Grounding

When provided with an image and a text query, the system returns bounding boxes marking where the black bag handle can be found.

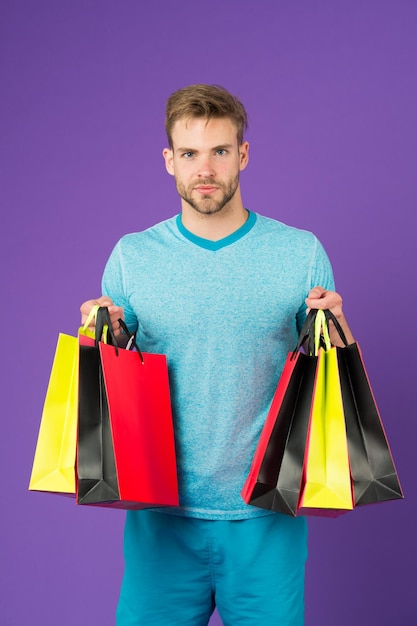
[293,308,349,358]
[95,308,145,363]
[95,307,119,354]
[118,318,145,364]
[292,308,317,357]
[323,309,349,347]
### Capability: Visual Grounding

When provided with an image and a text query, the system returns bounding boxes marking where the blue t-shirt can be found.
[102,211,335,520]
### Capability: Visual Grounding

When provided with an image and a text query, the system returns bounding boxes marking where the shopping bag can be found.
[29,332,79,495]
[300,309,402,513]
[243,308,403,518]
[241,310,318,516]
[298,311,354,515]
[29,306,111,496]
[332,314,403,506]
[76,307,179,509]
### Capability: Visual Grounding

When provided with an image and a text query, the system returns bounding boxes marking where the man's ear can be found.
[163,147,175,175]
[239,141,249,171]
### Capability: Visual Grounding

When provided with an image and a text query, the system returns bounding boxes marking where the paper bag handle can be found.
[293,308,349,357]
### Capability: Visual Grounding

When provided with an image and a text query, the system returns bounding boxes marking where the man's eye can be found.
[182,151,194,158]
[216,149,227,156]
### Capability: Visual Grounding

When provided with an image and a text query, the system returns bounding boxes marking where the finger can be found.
[108,308,124,328]
[80,300,99,325]
[108,305,124,318]
[307,286,326,300]
[80,298,120,327]
[108,317,123,334]
[96,296,114,307]
[80,297,111,317]
[306,295,343,314]
[107,307,124,337]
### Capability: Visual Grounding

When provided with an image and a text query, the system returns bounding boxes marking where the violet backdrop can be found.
[2,1,416,624]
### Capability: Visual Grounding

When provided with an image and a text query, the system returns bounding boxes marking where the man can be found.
[81,84,354,625]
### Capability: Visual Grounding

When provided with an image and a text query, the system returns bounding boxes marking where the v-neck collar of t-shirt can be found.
[176,210,257,251]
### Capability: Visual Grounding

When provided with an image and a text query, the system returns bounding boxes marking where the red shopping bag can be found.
[76,308,179,509]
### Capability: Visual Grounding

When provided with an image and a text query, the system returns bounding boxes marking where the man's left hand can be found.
[305,286,355,346]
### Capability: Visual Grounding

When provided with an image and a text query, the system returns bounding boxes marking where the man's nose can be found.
[196,157,215,177]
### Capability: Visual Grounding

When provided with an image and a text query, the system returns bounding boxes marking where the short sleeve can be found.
[309,237,335,292]
[296,236,335,332]
[101,239,139,334]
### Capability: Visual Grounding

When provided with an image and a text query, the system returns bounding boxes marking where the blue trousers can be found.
[116,510,308,625]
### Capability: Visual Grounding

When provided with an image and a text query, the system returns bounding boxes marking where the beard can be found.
[175,174,240,215]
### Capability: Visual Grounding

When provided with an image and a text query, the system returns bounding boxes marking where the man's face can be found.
[163,117,249,216]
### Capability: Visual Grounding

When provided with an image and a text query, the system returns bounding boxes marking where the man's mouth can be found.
[194,185,218,195]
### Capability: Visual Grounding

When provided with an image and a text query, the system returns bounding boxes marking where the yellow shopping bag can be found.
[29,333,79,494]
[298,310,353,515]
[29,306,108,495]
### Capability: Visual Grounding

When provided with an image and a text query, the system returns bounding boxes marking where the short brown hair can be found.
[165,84,248,148]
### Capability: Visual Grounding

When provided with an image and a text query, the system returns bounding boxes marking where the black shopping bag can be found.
[76,310,119,504]
[242,311,318,516]
[336,339,403,506]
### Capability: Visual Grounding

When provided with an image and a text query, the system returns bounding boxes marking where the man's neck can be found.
[180,203,248,242]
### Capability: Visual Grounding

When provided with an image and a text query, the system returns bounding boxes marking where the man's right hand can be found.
[80,296,124,337]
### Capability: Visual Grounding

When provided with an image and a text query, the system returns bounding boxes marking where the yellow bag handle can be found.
[79,304,109,344]
[82,304,100,331]
[314,309,331,355]
[294,308,349,358]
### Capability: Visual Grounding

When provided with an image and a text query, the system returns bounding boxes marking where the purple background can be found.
[2,1,416,624]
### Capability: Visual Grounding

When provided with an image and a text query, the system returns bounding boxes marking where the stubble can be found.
[175,174,240,215]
